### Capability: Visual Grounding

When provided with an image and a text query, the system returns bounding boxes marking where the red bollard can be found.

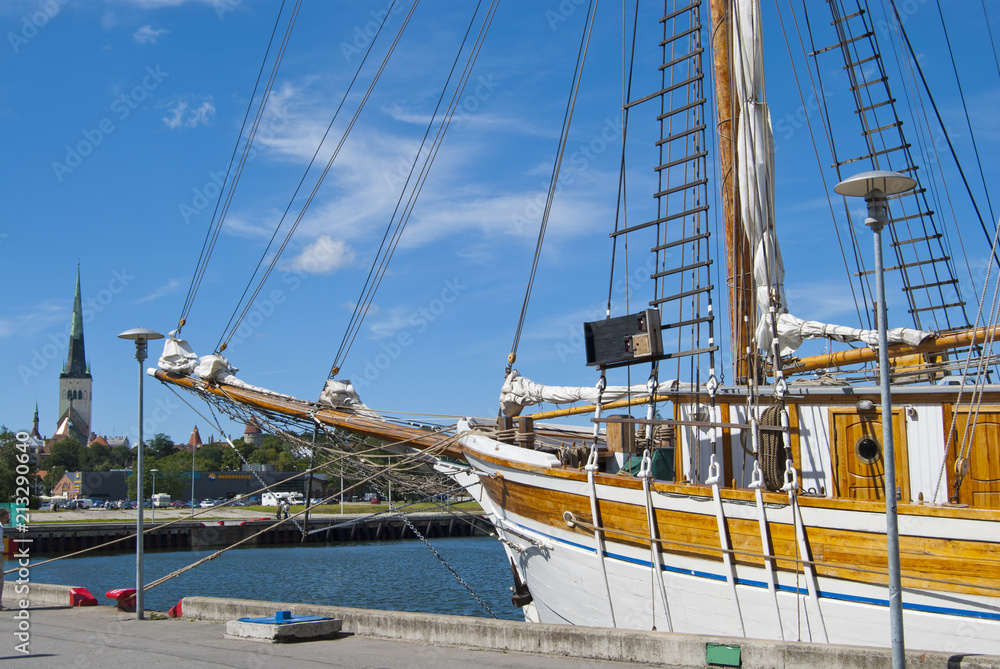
[69,587,98,607]
[168,600,183,618]
[105,588,137,612]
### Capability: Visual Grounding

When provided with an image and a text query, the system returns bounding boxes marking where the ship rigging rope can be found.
[508,0,599,368]
[934,0,996,229]
[217,0,419,353]
[179,0,300,330]
[890,0,1000,273]
[933,207,1000,502]
[777,1,866,324]
[330,0,499,373]
[605,1,639,319]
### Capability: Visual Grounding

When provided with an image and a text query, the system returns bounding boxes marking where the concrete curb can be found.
[3,581,89,608]
[180,596,1000,668]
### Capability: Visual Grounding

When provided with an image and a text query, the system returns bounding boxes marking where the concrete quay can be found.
[2,583,999,668]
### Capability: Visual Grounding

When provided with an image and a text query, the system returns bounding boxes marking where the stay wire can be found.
[509,0,599,366]
[606,1,639,319]
[214,0,399,352]
[217,1,421,351]
[331,0,498,372]
[935,0,996,228]
[336,3,500,371]
[179,0,292,328]
[891,0,1000,273]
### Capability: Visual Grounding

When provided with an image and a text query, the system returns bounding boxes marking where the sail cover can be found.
[500,370,654,416]
[731,0,929,357]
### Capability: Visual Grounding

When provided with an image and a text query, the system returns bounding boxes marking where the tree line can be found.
[0,427,311,505]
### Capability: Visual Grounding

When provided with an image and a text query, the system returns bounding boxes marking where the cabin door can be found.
[946,406,1000,509]
[830,408,910,502]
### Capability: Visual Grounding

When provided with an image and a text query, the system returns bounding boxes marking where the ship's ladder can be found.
[617,0,717,371]
[809,2,974,344]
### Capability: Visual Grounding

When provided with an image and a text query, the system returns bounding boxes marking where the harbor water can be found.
[24,536,522,621]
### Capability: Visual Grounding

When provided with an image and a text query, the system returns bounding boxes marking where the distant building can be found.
[56,267,93,444]
[189,425,203,449]
[243,420,263,448]
[188,471,327,502]
[52,471,131,501]
[22,403,46,467]
[106,436,131,449]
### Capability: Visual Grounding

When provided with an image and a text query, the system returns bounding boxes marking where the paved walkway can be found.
[0,606,683,669]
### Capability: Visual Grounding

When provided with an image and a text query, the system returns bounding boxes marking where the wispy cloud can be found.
[162,97,216,129]
[139,278,183,303]
[133,25,169,44]
[0,301,66,338]
[286,235,355,275]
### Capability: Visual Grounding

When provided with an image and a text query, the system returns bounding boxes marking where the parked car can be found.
[170,500,186,508]
[199,499,216,508]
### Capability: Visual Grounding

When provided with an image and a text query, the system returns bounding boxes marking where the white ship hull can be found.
[457,420,1000,655]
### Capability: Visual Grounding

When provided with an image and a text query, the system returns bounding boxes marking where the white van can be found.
[152,493,171,508]
[262,492,303,507]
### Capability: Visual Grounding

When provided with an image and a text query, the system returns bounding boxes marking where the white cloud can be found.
[0,301,66,338]
[133,25,169,44]
[162,97,216,129]
[139,278,183,303]
[287,236,355,275]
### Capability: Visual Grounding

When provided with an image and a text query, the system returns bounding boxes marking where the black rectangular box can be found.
[584,309,663,369]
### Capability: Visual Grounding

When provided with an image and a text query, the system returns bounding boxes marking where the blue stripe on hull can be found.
[504,518,1000,622]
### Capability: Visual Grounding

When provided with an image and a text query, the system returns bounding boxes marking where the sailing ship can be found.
[153,0,1000,654]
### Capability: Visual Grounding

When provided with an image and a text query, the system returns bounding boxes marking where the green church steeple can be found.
[61,266,90,379]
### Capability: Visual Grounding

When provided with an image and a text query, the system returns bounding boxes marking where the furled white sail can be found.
[318,379,382,419]
[731,0,929,358]
[157,330,199,375]
[500,370,654,416]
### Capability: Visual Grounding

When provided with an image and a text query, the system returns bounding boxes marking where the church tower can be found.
[57,267,93,443]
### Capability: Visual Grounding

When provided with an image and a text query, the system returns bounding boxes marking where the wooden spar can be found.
[780,325,1000,374]
[151,370,464,459]
[707,0,755,384]
[529,393,674,421]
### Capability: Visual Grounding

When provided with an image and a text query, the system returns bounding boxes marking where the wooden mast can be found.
[708,0,755,383]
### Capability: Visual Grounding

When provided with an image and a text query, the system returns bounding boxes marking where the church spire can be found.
[30,402,41,439]
[62,265,90,379]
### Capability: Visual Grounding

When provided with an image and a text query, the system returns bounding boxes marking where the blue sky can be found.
[2,0,998,447]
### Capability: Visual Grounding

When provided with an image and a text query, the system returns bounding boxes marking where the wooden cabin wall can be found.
[944,406,1000,509]
[677,396,997,508]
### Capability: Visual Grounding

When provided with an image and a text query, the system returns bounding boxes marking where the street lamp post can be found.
[118,327,163,622]
[834,171,916,669]
[191,443,196,518]
[150,469,159,523]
